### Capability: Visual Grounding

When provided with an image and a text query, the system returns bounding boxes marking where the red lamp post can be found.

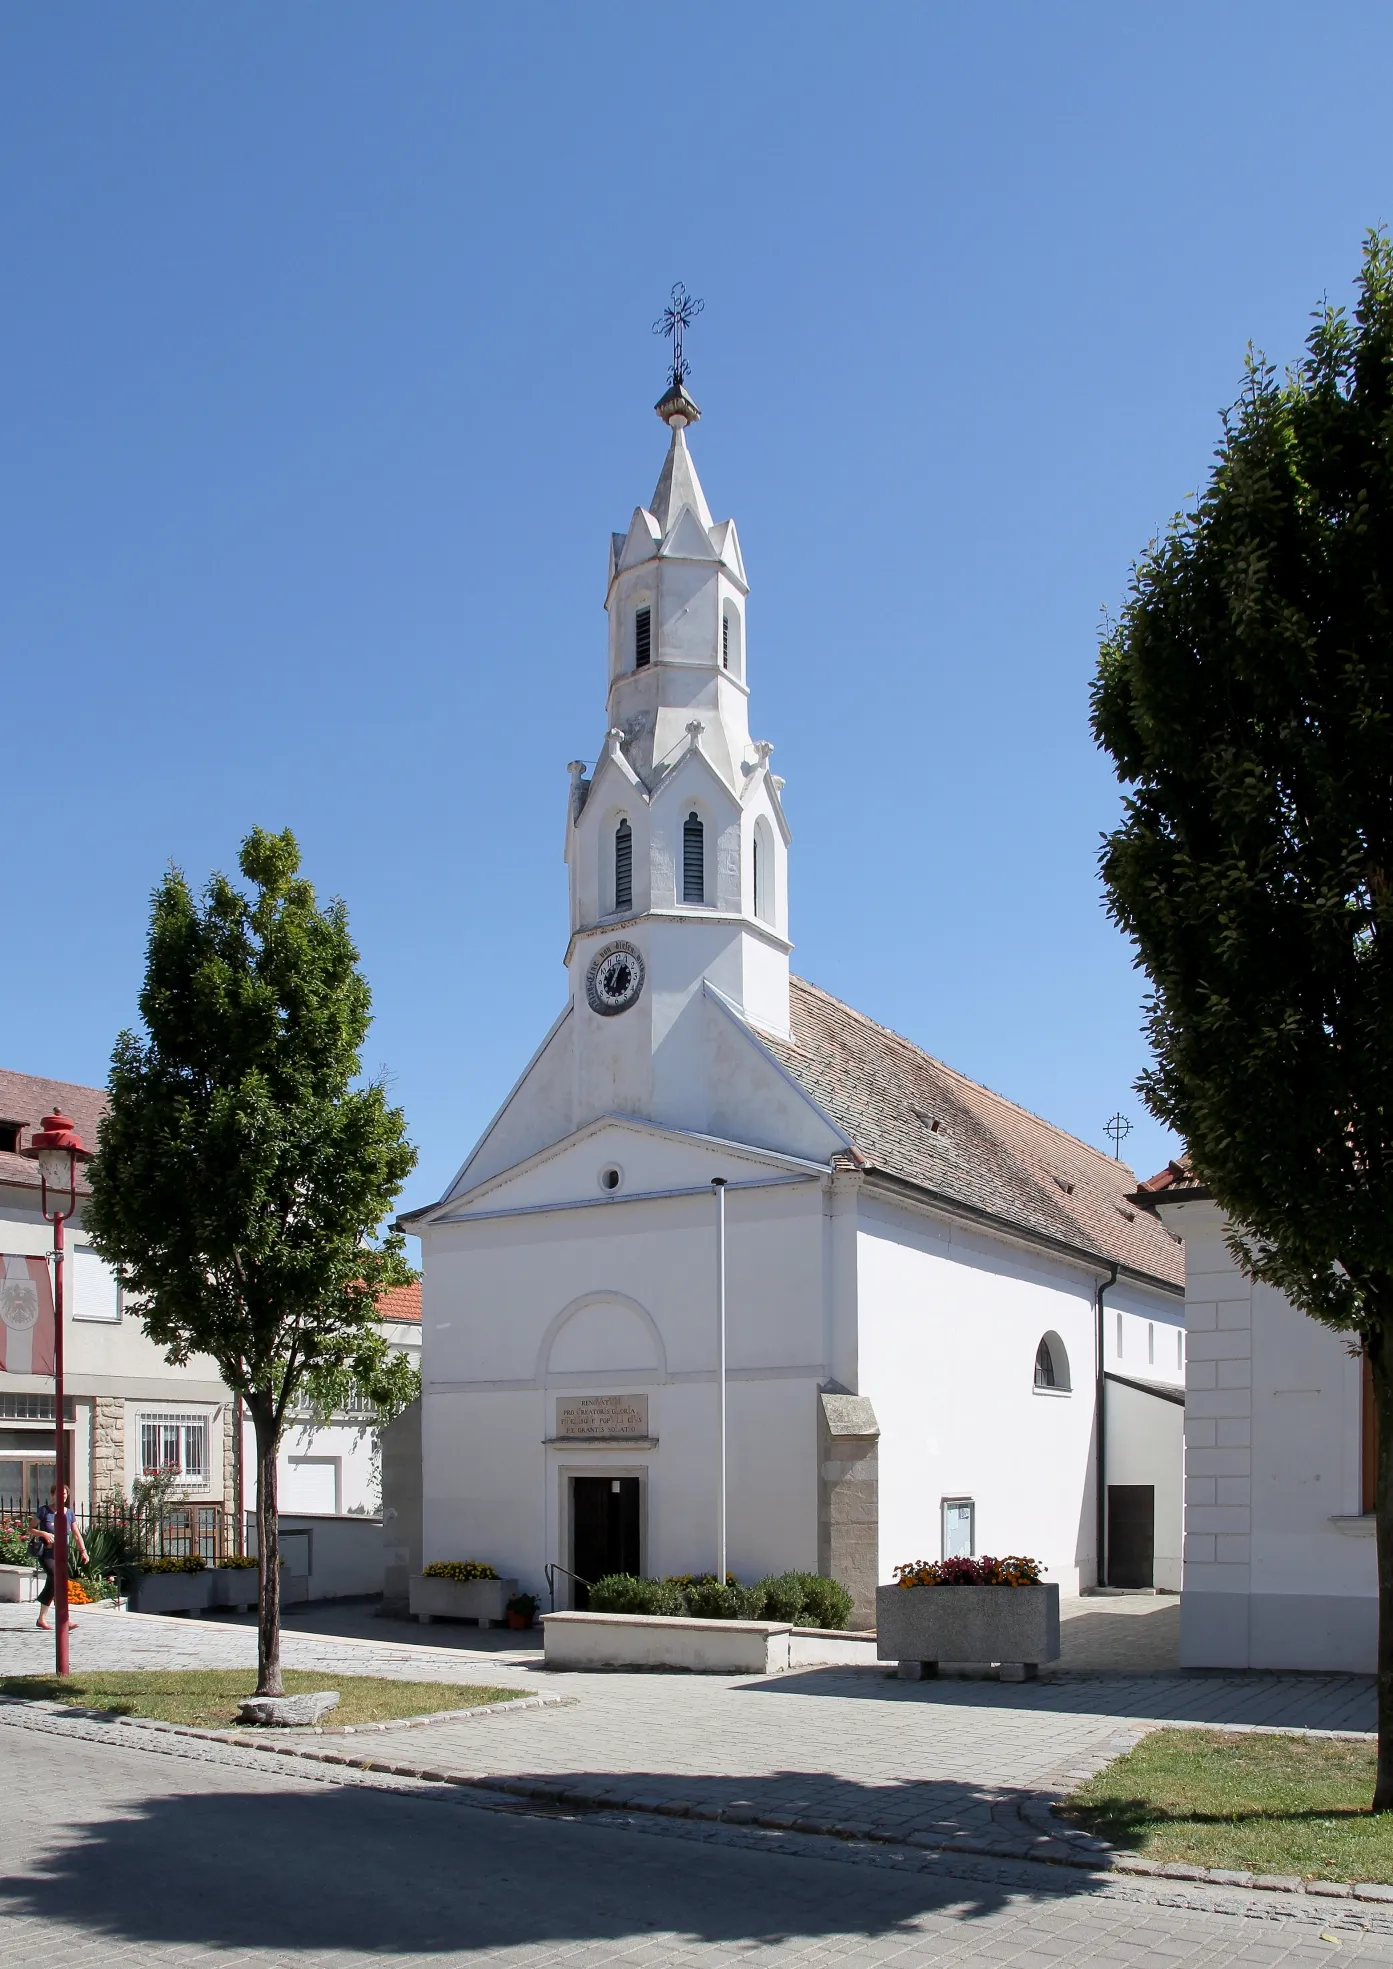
[22,1112,91,1677]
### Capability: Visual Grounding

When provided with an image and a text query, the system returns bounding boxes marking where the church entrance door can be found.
[571,1476,640,1607]
[1107,1484,1155,1588]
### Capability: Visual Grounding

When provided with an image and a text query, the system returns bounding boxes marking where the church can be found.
[402,346,1186,1626]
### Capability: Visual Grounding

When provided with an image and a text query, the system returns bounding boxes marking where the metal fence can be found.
[0,1496,237,1562]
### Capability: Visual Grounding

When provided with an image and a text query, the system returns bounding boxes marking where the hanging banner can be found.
[0,1254,55,1376]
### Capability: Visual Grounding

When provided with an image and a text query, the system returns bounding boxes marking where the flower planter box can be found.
[0,1563,42,1604]
[875,1581,1060,1681]
[542,1612,876,1674]
[127,1570,215,1616]
[409,1574,518,1626]
[209,1567,259,1610]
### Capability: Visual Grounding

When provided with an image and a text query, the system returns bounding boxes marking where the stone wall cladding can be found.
[91,1397,125,1502]
[817,1391,879,1629]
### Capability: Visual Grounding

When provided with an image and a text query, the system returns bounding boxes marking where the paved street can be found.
[5,1700,1393,1966]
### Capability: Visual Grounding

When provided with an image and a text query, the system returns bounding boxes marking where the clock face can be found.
[586,940,645,1017]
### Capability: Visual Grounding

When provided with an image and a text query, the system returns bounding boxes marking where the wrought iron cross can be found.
[653,282,705,388]
[1104,1112,1134,1160]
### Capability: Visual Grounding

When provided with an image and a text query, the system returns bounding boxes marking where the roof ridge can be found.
[788,977,1132,1181]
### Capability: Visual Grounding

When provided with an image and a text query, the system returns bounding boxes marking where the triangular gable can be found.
[653,738,741,812]
[618,507,662,572]
[658,503,720,564]
[586,737,647,806]
[428,1112,830,1223]
[708,518,747,588]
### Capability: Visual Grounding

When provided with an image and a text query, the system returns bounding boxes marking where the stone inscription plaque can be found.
[555,1393,649,1439]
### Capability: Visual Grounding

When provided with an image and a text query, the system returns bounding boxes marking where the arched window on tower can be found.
[614,819,632,914]
[635,606,651,669]
[752,817,775,924]
[682,812,705,905]
[722,605,742,678]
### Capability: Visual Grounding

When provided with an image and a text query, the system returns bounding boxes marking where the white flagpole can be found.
[712,1177,727,1583]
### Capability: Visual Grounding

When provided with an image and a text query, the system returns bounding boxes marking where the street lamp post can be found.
[23,1111,91,1678]
[711,1177,727,1585]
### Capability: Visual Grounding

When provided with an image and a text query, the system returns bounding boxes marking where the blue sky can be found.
[2,5,1390,1225]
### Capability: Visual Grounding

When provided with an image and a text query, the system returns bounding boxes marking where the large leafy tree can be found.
[1092,231,1393,1801]
[86,828,416,1694]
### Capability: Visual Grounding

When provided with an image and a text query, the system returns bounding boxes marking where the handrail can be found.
[544,1561,592,1611]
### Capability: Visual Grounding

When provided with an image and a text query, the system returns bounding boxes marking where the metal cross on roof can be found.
[1104,1111,1134,1160]
[653,282,705,388]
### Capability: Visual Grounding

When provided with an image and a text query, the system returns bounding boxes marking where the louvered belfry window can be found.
[635,606,651,668]
[683,811,705,904]
[614,819,632,913]
[722,612,729,669]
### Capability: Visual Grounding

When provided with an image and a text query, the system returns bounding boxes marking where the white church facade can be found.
[403,370,1187,1624]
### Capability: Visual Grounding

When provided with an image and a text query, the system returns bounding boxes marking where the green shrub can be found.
[683,1579,764,1621]
[587,1573,686,1616]
[421,1561,500,1583]
[216,1555,259,1569]
[792,1573,854,1630]
[752,1573,806,1623]
[0,1519,36,1568]
[136,1556,207,1575]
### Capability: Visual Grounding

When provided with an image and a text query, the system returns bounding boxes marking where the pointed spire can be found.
[649,421,714,534]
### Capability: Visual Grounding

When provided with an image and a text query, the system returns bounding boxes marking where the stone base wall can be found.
[817,1390,879,1630]
[91,1397,126,1504]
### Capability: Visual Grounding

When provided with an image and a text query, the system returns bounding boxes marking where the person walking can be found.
[31,1484,87,1632]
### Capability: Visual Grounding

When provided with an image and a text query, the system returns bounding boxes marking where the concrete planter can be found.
[128,1569,215,1616]
[209,1567,259,1609]
[409,1574,518,1626]
[543,1611,875,1675]
[875,1582,1060,1681]
[0,1563,42,1604]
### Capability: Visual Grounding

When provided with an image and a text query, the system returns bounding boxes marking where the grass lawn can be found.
[0,1669,520,1730]
[1063,1728,1393,1883]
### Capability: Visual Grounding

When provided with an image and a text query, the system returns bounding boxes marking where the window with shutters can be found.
[635,606,651,669]
[682,812,705,904]
[722,605,742,678]
[614,819,632,913]
[722,611,729,669]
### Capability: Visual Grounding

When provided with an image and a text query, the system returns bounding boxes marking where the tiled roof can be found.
[760,979,1184,1289]
[376,1280,421,1323]
[0,1067,108,1198]
[1135,1158,1208,1205]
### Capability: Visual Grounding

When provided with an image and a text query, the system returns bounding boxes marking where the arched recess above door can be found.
[538,1291,668,1381]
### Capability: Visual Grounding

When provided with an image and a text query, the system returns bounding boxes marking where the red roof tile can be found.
[0,1067,108,1198]
[375,1280,421,1323]
[760,979,1184,1289]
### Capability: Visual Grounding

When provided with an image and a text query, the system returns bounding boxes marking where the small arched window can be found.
[1034,1332,1071,1393]
[722,606,742,677]
[682,811,705,904]
[635,606,651,669]
[614,819,632,913]
[752,817,774,924]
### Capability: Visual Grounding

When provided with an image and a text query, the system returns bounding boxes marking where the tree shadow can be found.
[0,1764,1115,1953]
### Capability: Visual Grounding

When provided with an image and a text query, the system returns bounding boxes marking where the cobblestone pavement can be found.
[4,1702,1393,1966]
[0,1602,1374,1868]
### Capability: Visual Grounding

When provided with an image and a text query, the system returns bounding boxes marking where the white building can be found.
[404,375,1187,1623]
[2,1067,418,1531]
[1142,1163,1375,1671]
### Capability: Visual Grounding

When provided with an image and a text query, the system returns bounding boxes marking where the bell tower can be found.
[562,298,792,1126]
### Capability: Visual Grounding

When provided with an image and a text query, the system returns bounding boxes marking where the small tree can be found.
[1092,233,1393,1801]
[86,828,416,1694]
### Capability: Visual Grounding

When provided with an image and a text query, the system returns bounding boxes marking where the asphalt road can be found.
[3,1708,1392,1967]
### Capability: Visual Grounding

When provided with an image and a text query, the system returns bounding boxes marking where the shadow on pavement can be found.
[0,1763,1110,1952]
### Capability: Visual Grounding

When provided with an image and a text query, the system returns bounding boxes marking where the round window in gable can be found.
[598,1165,623,1194]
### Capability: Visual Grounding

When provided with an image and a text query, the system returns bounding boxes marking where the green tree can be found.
[85,827,416,1695]
[1092,232,1393,1802]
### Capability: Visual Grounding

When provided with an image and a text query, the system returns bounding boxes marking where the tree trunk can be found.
[251,1399,283,1698]
[1371,1319,1393,1810]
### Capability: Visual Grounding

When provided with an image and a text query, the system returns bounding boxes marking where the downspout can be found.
[1095,1263,1119,1589]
